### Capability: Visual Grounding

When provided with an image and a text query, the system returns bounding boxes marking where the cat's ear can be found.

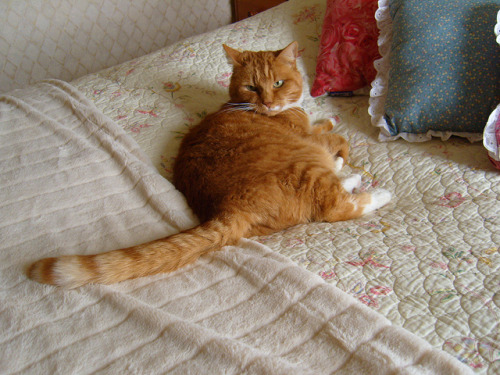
[277,41,298,65]
[223,44,242,66]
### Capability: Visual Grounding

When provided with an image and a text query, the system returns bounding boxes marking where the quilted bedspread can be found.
[72,0,500,372]
[0,81,473,374]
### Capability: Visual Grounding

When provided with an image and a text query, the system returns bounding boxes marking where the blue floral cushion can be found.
[370,0,500,142]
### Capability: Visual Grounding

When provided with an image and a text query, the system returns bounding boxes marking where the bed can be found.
[1,0,498,373]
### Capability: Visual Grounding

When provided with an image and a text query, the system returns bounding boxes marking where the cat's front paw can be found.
[333,157,344,173]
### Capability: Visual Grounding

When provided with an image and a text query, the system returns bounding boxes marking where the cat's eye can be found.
[273,80,284,88]
[246,85,257,92]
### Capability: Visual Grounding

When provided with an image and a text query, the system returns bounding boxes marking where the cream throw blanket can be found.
[0,81,472,374]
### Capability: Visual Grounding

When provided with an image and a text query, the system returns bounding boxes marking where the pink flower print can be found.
[130,123,152,133]
[230,23,252,32]
[438,192,466,208]
[350,282,391,309]
[136,109,158,117]
[402,245,416,252]
[369,285,392,296]
[284,238,304,248]
[359,294,378,308]
[347,254,390,268]
[430,261,448,270]
[216,72,232,87]
[293,5,319,24]
[319,270,336,280]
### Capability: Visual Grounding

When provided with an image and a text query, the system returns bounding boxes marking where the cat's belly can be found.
[175,132,337,221]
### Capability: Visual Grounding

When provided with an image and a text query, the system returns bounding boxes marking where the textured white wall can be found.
[0,0,232,93]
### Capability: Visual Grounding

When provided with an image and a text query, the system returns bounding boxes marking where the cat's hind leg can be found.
[316,178,391,223]
[310,133,349,164]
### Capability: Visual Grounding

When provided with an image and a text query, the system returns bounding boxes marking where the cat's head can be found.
[223,42,303,116]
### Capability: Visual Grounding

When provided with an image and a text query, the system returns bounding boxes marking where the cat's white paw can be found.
[362,189,391,215]
[333,157,344,173]
[342,174,362,193]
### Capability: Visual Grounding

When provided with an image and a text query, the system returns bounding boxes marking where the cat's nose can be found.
[263,102,273,109]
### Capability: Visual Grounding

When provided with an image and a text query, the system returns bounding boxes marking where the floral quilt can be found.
[72,0,500,372]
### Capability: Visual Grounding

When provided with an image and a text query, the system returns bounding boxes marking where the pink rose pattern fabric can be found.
[311,0,380,97]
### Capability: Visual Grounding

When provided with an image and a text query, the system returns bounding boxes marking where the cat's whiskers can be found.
[223,102,256,113]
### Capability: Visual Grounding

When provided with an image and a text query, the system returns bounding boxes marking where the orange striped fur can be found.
[28,42,390,288]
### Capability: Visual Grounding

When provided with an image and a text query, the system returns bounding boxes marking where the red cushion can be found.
[311,0,380,97]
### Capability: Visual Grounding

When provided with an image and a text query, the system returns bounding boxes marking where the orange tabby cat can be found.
[28,42,391,288]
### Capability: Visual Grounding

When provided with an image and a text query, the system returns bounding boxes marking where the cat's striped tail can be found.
[27,215,249,288]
